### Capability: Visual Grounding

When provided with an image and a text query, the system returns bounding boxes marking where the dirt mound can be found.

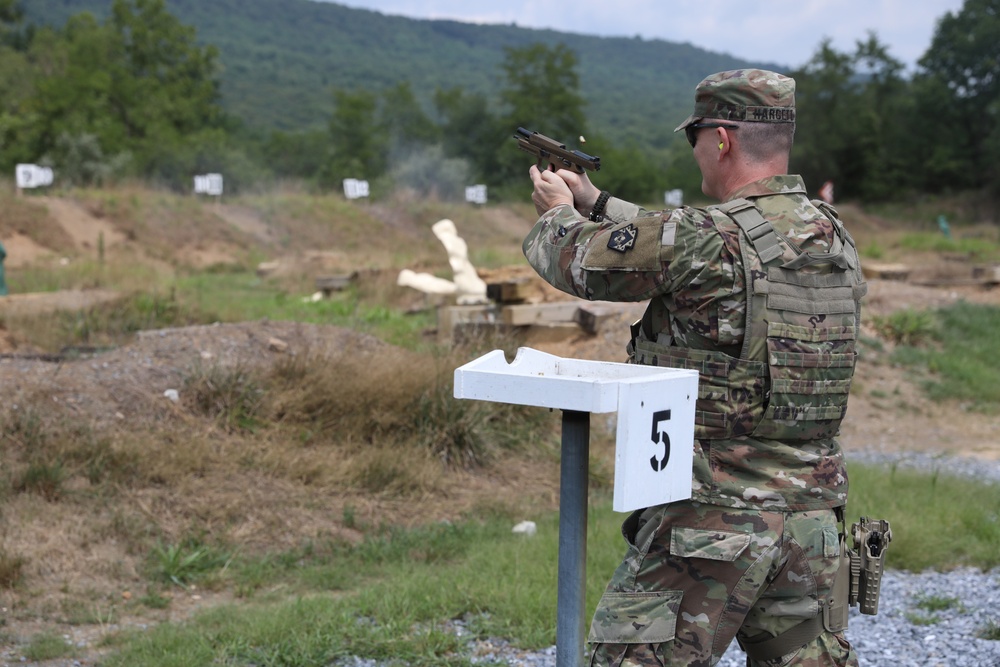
[36,196,127,251]
[0,320,386,430]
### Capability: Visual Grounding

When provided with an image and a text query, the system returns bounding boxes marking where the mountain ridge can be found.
[23,0,787,148]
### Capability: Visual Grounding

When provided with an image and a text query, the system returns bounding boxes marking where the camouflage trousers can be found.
[588,501,859,667]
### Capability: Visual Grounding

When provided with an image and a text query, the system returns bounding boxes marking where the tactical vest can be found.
[629,197,868,441]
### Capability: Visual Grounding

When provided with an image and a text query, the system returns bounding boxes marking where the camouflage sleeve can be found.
[604,197,645,223]
[522,204,721,302]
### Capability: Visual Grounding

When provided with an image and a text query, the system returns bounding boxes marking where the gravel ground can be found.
[848,449,1000,484]
[441,569,1000,667]
[328,563,1000,667]
[448,566,1000,667]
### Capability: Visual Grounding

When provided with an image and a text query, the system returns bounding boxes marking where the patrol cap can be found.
[674,69,796,132]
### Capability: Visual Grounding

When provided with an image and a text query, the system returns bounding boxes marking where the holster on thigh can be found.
[740,532,853,661]
[824,533,852,633]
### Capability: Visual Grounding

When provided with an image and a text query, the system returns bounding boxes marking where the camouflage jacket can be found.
[522,175,862,511]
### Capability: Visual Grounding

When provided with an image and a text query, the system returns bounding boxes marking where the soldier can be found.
[523,70,867,666]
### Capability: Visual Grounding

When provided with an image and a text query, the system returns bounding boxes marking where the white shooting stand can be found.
[454,347,698,666]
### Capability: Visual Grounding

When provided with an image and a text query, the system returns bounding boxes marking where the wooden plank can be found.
[437,304,499,343]
[573,302,648,335]
[486,279,533,304]
[315,272,357,294]
[573,304,620,335]
[501,302,581,326]
[972,265,1000,284]
[912,278,998,288]
[864,263,910,281]
[520,323,582,345]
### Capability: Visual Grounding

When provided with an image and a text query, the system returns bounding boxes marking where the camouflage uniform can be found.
[522,71,864,666]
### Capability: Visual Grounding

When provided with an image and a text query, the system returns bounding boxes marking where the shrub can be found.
[871,308,937,346]
[0,549,26,589]
[150,542,229,586]
[183,362,266,433]
[15,461,66,501]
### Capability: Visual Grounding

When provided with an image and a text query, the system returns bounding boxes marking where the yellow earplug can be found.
[719,142,724,150]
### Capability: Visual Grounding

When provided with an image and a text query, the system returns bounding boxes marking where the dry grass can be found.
[0,322,560,630]
[0,191,77,254]
[0,549,27,590]
[1,289,209,353]
[263,343,547,469]
[73,187,257,266]
[266,346,428,439]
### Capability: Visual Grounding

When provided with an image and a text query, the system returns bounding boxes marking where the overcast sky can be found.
[324,0,965,71]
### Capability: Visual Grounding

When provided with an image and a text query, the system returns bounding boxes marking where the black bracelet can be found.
[589,190,612,222]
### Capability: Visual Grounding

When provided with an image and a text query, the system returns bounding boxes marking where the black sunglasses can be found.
[685,122,739,148]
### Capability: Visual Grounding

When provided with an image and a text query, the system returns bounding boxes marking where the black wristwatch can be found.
[589,190,612,222]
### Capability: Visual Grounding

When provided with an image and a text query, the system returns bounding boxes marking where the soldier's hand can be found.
[530,165,575,216]
[552,170,602,219]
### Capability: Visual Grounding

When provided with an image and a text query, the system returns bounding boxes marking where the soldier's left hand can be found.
[530,165,575,216]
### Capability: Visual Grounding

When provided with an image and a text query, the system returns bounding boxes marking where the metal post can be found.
[557,409,590,667]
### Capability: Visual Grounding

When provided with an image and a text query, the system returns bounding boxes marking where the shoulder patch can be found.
[582,218,664,271]
[607,223,638,253]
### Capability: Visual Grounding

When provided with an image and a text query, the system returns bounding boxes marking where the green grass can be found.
[4,270,437,353]
[7,257,165,294]
[888,302,1000,409]
[978,619,1000,640]
[904,611,941,626]
[898,231,1000,261]
[846,463,1000,572]
[172,272,435,349]
[871,308,937,346]
[151,542,232,587]
[913,593,963,613]
[15,460,67,501]
[105,518,572,667]
[97,462,999,666]
[103,512,618,666]
[470,246,527,269]
[859,239,886,260]
[905,594,966,627]
[0,289,214,352]
[24,632,75,662]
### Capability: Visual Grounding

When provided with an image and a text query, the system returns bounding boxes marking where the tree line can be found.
[792,2,1000,203]
[1,0,998,207]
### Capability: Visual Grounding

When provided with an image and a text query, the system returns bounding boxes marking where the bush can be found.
[183,362,266,433]
[0,549,26,589]
[871,308,937,346]
[15,461,66,501]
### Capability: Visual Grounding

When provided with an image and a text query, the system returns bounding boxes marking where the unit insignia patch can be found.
[607,224,638,253]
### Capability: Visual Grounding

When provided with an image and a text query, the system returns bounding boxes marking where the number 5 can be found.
[649,409,671,472]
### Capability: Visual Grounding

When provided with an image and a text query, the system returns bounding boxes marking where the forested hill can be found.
[24,0,784,145]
